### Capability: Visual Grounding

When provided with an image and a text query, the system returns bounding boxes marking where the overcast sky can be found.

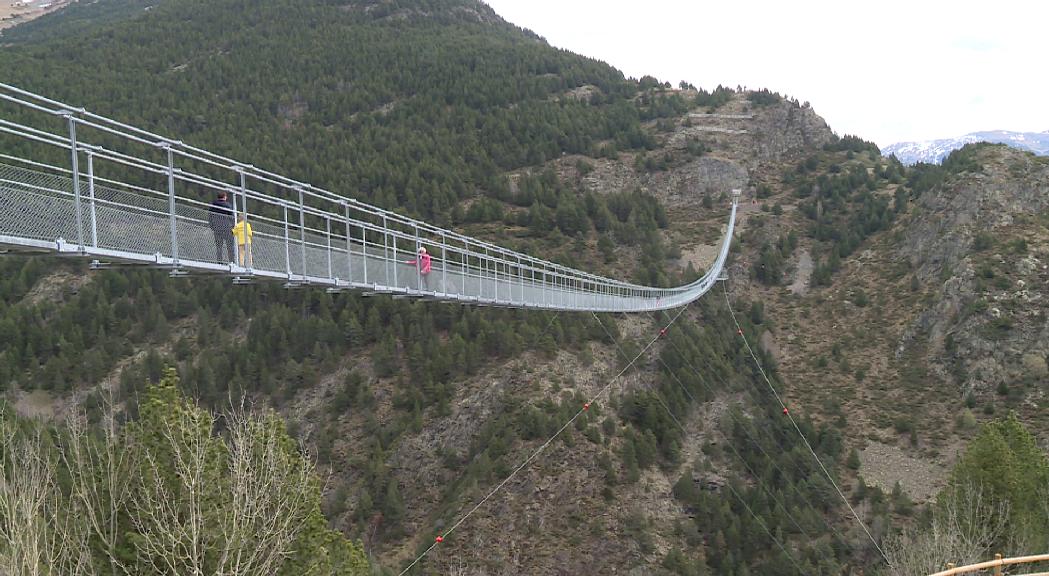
[482,0,1049,148]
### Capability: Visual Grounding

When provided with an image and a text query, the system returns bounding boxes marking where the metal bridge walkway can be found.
[0,84,737,312]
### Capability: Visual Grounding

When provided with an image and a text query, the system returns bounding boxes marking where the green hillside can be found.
[1,0,642,220]
[6,1,1045,575]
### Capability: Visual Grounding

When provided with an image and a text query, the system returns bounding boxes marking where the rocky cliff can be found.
[900,145,1049,400]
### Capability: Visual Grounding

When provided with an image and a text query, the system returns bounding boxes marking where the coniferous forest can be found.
[2,1,1048,575]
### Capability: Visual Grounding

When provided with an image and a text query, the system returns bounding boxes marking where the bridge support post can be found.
[85,150,98,248]
[238,169,251,272]
[461,240,470,299]
[326,215,333,281]
[165,145,178,268]
[547,270,552,307]
[391,218,399,290]
[382,215,390,287]
[298,187,307,282]
[66,114,86,251]
[529,261,535,306]
[414,224,421,293]
[485,247,492,302]
[441,231,447,295]
[344,203,353,285]
[360,219,368,285]
[283,204,292,279]
[237,169,248,221]
[542,266,547,308]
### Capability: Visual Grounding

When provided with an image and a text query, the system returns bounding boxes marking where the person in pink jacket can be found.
[406,246,432,291]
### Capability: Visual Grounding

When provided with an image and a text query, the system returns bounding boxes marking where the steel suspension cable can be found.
[591,310,806,574]
[604,310,822,537]
[391,308,556,573]
[642,309,858,556]
[397,306,693,575]
[721,284,893,568]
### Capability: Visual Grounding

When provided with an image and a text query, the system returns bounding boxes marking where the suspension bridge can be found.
[0,83,738,313]
[6,84,1048,576]
[0,84,899,574]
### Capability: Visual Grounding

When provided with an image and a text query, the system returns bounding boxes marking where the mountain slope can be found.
[731,140,1049,524]
[6,0,1048,574]
[0,0,163,43]
[0,1,858,574]
[884,129,1049,165]
[1,0,640,219]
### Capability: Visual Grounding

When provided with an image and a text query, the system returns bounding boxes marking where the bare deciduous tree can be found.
[885,483,1009,576]
[127,400,218,576]
[2,383,359,576]
[127,400,318,576]
[214,410,315,576]
[60,395,135,576]
[0,412,92,576]
[0,418,56,576]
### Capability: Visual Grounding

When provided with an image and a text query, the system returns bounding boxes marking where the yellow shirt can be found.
[232,220,253,245]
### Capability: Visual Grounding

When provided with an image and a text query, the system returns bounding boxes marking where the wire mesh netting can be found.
[0,157,735,311]
[0,82,738,313]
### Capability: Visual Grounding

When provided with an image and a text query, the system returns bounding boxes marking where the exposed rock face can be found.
[897,146,1049,397]
[746,102,834,164]
[639,157,749,209]
[349,0,506,26]
[579,97,834,208]
[905,150,1049,280]
[577,150,750,208]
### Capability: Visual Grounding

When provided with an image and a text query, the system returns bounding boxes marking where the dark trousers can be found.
[213,230,235,263]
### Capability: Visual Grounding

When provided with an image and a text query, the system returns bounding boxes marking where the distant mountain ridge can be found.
[884,129,1049,164]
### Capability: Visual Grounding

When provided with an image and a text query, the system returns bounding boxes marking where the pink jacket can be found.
[407,252,432,274]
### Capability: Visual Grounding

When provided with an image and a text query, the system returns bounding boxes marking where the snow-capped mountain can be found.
[883,130,1049,165]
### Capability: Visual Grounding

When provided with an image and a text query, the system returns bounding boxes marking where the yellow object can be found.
[232,220,252,246]
[238,243,252,267]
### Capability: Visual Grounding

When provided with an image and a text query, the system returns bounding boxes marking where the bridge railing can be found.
[930,552,1049,576]
[0,83,737,312]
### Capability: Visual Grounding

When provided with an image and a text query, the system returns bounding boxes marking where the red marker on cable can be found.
[659,328,667,337]
[435,535,444,543]
[583,402,590,411]
[782,407,789,416]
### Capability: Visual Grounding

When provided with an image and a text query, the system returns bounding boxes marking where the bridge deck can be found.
[0,83,737,312]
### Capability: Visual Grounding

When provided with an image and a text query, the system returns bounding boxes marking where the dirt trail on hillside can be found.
[1,0,73,31]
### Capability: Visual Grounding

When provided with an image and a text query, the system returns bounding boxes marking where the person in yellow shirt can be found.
[232,215,253,267]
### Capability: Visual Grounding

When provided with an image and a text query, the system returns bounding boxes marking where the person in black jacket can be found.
[208,191,236,263]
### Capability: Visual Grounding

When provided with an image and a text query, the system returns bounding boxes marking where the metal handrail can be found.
[0,83,739,312]
[930,553,1049,576]
[1,82,631,289]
